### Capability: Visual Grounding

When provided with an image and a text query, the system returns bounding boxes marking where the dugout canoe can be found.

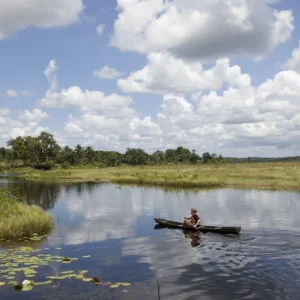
[154,218,241,234]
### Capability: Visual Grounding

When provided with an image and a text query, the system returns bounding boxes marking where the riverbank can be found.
[0,190,54,240]
[10,162,300,191]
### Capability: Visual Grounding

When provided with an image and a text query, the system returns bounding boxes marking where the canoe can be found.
[154,218,241,234]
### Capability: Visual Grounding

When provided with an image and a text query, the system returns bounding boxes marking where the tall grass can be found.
[0,189,54,240]
[22,162,300,191]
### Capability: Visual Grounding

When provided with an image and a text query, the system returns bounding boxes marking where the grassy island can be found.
[0,190,54,240]
[22,162,300,191]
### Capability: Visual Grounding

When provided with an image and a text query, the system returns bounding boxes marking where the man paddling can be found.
[184,208,201,230]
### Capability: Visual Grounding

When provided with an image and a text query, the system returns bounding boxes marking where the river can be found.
[0,177,300,299]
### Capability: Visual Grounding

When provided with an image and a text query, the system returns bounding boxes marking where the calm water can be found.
[1,178,300,300]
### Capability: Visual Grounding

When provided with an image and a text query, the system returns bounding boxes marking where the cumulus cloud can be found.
[93,66,124,79]
[0,109,50,146]
[0,0,84,39]
[6,89,18,97]
[96,24,105,35]
[282,40,300,72]
[19,108,49,123]
[111,0,294,61]
[0,108,11,116]
[40,86,136,118]
[35,55,300,156]
[118,53,250,94]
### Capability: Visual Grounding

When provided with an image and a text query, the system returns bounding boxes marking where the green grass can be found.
[19,161,300,191]
[0,190,54,240]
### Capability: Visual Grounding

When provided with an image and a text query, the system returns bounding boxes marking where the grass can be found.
[15,161,300,191]
[0,189,54,240]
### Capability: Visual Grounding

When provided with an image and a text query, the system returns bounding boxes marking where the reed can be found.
[0,189,54,240]
[21,161,300,191]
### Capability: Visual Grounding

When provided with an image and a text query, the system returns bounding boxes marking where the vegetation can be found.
[23,162,300,191]
[2,131,300,191]
[0,189,54,240]
[1,132,300,171]
[0,132,225,170]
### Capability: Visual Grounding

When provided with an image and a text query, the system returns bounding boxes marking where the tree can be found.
[202,152,212,163]
[190,149,201,164]
[30,132,60,169]
[152,150,165,164]
[74,144,84,165]
[124,148,149,165]
[165,149,177,163]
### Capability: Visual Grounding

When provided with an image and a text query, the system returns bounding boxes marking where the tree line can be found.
[0,132,224,170]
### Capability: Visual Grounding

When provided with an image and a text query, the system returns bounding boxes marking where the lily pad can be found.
[34,280,53,286]
[82,255,91,258]
[82,278,93,282]
[120,283,131,287]
[0,282,5,286]
[61,271,74,274]
[22,284,33,291]
[110,284,120,288]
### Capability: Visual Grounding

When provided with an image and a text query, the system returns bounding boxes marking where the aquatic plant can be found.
[22,162,300,191]
[0,246,131,292]
[0,189,54,240]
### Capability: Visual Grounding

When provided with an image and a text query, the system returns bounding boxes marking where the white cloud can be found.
[282,40,300,72]
[111,0,294,61]
[0,110,49,146]
[93,66,124,79]
[96,24,105,35]
[40,60,135,118]
[35,58,300,156]
[44,59,58,90]
[0,108,11,116]
[118,52,250,94]
[19,108,49,123]
[6,89,18,97]
[0,0,84,39]
[40,86,136,117]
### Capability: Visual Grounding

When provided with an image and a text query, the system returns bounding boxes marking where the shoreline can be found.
[1,162,300,192]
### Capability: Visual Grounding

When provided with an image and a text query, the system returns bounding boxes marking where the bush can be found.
[62,162,71,169]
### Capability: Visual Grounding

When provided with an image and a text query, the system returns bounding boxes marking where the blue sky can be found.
[1,0,300,157]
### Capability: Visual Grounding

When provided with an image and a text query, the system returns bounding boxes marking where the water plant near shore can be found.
[0,189,54,240]
[22,162,300,191]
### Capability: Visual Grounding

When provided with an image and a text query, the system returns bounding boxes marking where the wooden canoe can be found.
[154,218,241,234]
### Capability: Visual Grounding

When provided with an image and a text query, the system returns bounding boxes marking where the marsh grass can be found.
[20,162,300,191]
[0,190,54,240]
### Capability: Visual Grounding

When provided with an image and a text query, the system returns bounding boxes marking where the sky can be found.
[1,0,300,157]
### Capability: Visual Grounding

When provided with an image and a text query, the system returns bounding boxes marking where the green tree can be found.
[190,149,201,164]
[30,132,60,169]
[124,148,149,165]
[74,144,84,165]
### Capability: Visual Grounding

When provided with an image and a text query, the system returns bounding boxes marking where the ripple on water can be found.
[135,228,300,300]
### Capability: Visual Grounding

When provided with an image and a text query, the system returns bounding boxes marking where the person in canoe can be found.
[184,208,201,230]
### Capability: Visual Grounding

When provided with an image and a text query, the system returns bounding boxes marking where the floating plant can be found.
[0,246,131,292]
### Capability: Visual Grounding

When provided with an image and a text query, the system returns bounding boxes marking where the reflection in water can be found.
[184,231,202,247]
[0,180,300,299]
[0,179,61,210]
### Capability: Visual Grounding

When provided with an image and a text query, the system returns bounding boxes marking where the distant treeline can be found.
[0,132,224,170]
[1,132,299,170]
[225,156,300,163]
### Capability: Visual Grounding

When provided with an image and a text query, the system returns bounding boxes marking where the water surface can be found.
[0,178,300,300]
